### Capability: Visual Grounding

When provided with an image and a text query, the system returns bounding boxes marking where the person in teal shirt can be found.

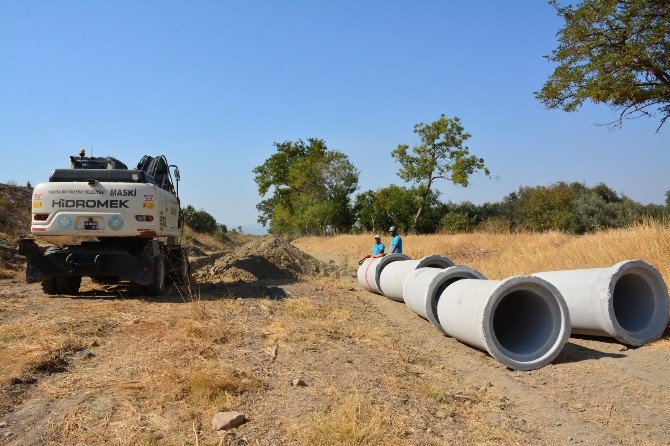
[371,235,385,255]
[359,234,386,265]
[389,226,402,253]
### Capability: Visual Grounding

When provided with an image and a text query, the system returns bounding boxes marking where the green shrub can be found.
[441,211,477,233]
[478,216,512,233]
[182,205,217,234]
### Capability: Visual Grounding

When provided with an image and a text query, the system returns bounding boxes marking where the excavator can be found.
[19,150,188,295]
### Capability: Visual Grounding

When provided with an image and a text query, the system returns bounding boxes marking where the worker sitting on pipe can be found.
[358,234,386,265]
[389,226,403,254]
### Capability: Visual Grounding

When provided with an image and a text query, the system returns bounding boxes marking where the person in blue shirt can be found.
[371,235,385,256]
[389,226,403,254]
[359,234,386,265]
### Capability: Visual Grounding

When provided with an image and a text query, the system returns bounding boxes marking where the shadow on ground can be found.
[554,342,626,364]
[64,278,295,303]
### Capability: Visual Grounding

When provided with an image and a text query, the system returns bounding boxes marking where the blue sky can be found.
[1,1,668,233]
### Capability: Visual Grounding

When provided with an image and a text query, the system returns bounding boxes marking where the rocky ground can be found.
[0,235,668,445]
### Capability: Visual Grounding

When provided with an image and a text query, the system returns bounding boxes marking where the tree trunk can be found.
[411,204,424,234]
[412,177,433,234]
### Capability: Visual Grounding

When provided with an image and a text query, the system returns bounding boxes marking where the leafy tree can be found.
[522,183,577,232]
[495,192,526,231]
[219,223,228,233]
[569,192,631,233]
[354,190,377,231]
[478,216,513,233]
[441,210,478,233]
[182,205,218,233]
[253,139,359,235]
[392,115,489,233]
[537,0,670,130]
[591,182,621,203]
[666,189,670,207]
[355,185,443,234]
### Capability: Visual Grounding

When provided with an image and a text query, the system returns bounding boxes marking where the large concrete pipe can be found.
[534,260,669,346]
[404,266,486,333]
[357,254,410,294]
[437,276,571,370]
[378,256,455,301]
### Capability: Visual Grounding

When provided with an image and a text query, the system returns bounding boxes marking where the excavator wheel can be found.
[41,276,81,296]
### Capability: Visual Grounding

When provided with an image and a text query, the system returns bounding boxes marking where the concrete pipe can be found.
[437,276,571,370]
[357,254,410,294]
[378,256,455,301]
[404,266,486,333]
[534,260,669,346]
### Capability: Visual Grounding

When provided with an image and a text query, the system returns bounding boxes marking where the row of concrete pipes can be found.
[357,254,670,370]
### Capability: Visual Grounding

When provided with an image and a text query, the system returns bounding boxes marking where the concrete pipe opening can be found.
[492,290,558,358]
[613,274,655,333]
[484,278,570,370]
[608,261,669,346]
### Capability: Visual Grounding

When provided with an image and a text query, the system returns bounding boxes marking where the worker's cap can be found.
[389,226,396,232]
[374,234,381,239]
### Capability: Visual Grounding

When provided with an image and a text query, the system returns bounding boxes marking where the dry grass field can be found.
[0,222,669,445]
[294,220,670,283]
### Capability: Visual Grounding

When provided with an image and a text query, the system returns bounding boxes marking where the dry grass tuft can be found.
[263,295,391,350]
[288,394,407,446]
[0,268,16,280]
[0,313,98,384]
[171,366,263,409]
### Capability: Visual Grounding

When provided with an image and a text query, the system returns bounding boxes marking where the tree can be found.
[181,205,218,233]
[392,115,489,233]
[355,185,443,234]
[522,183,577,232]
[569,192,631,233]
[253,139,359,235]
[441,210,478,233]
[537,0,670,130]
[666,189,670,207]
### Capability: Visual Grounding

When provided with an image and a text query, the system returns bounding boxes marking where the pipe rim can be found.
[425,266,486,333]
[605,260,669,346]
[372,254,410,293]
[483,276,570,371]
[416,255,455,269]
[379,256,453,297]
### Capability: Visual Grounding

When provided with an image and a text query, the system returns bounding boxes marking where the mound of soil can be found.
[0,184,32,240]
[194,236,323,283]
[0,184,32,273]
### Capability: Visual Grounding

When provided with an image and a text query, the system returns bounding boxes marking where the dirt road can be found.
[0,250,668,445]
